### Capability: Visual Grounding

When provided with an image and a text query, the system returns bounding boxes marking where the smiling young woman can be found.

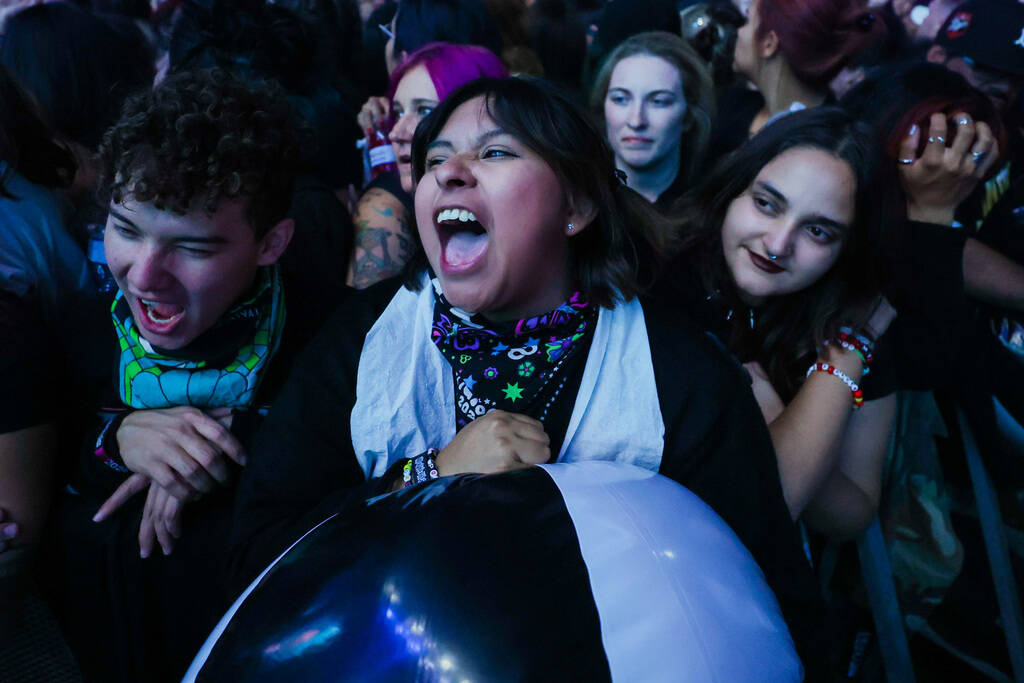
[230,77,826,675]
[660,106,902,540]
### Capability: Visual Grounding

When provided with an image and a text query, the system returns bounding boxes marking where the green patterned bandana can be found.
[112,266,286,409]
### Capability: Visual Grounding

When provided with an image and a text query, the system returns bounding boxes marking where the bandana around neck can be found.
[111,266,286,409]
[429,281,598,429]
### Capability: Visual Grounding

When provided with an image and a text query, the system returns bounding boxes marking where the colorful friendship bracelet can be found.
[806,362,864,409]
[838,327,874,361]
[833,326,874,375]
[403,448,441,487]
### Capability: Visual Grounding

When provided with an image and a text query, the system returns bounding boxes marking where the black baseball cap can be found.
[936,0,1024,77]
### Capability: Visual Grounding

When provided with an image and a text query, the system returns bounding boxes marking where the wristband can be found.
[834,339,871,375]
[94,414,131,474]
[806,362,863,409]
[838,327,874,359]
[403,448,441,487]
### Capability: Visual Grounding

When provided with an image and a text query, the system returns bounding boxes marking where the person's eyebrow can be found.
[754,180,788,207]
[108,208,228,244]
[754,182,848,231]
[805,213,849,233]
[108,208,138,228]
[172,235,229,245]
[425,128,511,154]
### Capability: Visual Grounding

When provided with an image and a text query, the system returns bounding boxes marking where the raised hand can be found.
[897,111,999,225]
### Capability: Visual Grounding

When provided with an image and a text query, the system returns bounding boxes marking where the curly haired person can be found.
[38,68,341,683]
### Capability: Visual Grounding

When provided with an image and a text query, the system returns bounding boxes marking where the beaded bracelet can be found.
[806,362,864,409]
[838,327,874,361]
[834,339,871,375]
[403,448,441,487]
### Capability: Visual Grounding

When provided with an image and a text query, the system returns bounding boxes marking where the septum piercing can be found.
[766,251,780,261]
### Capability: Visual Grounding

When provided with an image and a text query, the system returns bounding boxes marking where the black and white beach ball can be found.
[185,462,801,682]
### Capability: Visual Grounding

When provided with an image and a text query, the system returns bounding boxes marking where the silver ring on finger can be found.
[897,157,915,165]
[929,135,946,144]
[970,150,985,164]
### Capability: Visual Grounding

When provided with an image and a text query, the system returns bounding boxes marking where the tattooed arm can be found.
[346,187,416,289]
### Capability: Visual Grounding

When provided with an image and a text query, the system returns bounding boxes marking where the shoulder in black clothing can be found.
[280,173,356,341]
[228,277,404,589]
[640,294,826,680]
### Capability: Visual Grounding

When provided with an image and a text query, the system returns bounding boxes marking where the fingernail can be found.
[92,513,102,522]
[2,524,16,539]
[140,548,149,558]
[909,124,919,136]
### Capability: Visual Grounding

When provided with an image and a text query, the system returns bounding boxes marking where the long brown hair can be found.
[673,107,897,400]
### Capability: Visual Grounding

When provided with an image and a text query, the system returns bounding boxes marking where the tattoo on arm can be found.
[351,218,415,289]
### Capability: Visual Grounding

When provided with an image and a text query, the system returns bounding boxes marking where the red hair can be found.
[756,0,885,90]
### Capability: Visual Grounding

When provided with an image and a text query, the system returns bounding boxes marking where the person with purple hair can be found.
[348,42,507,289]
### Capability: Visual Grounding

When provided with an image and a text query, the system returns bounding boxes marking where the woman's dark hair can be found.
[0,64,76,197]
[410,76,678,308]
[841,62,1007,173]
[169,0,321,95]
[100,68,310,238]
[1,2,154,151]
[393,0,504,63]
[529,0,587,92]
[676,106,896,400]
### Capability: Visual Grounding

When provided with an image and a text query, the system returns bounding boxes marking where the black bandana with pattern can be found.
[430,288,598,430]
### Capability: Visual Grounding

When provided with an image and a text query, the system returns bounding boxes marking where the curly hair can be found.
[99,68,310,237]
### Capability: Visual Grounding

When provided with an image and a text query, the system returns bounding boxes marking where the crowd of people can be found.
[1,0,1023,680]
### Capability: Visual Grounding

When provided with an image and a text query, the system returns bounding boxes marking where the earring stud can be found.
[567,223,575,233]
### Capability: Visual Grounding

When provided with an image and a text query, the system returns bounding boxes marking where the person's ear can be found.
[759,29,779,60]
[565,194,598,237]
[256,218,294,266]
[925,44,947,65]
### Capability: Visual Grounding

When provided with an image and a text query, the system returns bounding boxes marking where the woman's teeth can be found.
[436,208,478,224]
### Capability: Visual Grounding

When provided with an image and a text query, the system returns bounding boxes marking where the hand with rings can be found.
[897,111,999,225]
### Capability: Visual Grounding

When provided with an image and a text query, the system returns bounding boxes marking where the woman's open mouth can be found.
[436,207,488,273]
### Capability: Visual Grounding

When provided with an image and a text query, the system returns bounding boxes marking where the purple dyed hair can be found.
[387,42,507,116]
